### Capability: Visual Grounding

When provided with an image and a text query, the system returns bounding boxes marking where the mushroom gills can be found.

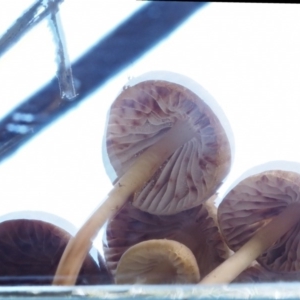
[0,218,111,285]
[103,195,229,279]
[106,72,233,215]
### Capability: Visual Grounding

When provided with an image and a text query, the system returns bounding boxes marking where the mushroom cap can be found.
[103,195,229,280]
[115,239,200,284]
[0,217,111,285]
[218,167,300,274]
[0,210,105,269]
[103,70,233,215]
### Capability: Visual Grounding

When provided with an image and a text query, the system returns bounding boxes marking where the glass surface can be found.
[0,1,299,298]
[1,284,300,299]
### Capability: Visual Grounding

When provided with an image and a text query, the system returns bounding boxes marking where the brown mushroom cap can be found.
[218,168,300,275]
[115,239,200,284]
[0,217,111,285]
[104,194,229,280]
[104,70,233,215]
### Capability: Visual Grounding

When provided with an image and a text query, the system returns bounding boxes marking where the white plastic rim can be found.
[102,70,235,183]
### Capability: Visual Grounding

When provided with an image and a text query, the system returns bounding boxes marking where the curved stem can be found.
[53,120,195,285]
[200,203,300,284]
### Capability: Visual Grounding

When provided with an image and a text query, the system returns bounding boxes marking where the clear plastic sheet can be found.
[0,284,300,300]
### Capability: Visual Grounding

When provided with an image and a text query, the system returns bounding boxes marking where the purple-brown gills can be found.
[0,219,111,285]
[105,71,233,215]
[103,195,230,282]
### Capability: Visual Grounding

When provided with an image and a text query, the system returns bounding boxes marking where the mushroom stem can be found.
[200,203,300,284]
[53,120,196,285]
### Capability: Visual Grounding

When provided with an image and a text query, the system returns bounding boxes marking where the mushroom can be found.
[0,212,111,285]
[103,194,230,280]
[201,163,300,284]
[115,239,200,284]
[103,70,233,215]
[54,70,233,285]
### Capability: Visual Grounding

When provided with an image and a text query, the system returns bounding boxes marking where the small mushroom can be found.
[103,194,230,280]
[0,213,111,285]
[201,165,300,284]
[54,71,233,285]
[115,239,200,284]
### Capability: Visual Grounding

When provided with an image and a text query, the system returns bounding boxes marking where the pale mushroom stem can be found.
[53,120,196,285]
[200,202,300,284]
